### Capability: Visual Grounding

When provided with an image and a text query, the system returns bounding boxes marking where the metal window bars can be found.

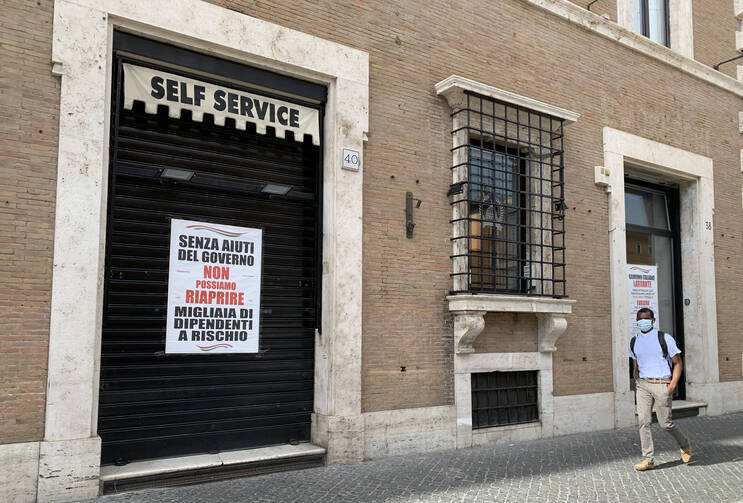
[449,91,566,297]
[471,370,539,429]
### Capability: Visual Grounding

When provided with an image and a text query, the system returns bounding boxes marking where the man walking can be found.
[629,308,692,471]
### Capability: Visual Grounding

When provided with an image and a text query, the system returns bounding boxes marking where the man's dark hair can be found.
[636,307,655,319]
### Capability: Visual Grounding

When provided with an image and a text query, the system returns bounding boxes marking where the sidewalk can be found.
[84,412,743,503]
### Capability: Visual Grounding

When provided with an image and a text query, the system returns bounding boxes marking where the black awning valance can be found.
[123,63,320,145]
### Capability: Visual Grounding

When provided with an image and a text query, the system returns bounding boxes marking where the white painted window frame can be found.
[617,0,694,58]
[44,0,368,499]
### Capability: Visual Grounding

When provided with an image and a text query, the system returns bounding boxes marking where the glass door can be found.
[625,181,685,399]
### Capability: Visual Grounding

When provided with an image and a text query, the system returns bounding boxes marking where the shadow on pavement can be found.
[653,459,684,470]
[678,441,743,467]
[88,413,743,503]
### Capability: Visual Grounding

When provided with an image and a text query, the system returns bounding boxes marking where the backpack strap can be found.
[657,331,669,360]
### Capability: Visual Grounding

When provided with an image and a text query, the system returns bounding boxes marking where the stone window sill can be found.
[447,294,575,354]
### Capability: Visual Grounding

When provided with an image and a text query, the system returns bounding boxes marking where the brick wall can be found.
[570,1,739,79]
[693,0,738,79]
[209,0,742,401]
[568,0,617,22]
[0,0,58,443]
[712,129,743,381]
[474,313,538,353]
[2,0,740,441]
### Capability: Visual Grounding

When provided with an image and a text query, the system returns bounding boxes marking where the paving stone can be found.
[82,412,743,502]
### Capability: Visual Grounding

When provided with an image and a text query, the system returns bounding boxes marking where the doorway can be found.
[98,34,325,464]
[625,179,685,399]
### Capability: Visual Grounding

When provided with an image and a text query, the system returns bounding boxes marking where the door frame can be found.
[43,1,369,498]
[98,44,326,462]
[625,178,685,399]
[602,127,719,428]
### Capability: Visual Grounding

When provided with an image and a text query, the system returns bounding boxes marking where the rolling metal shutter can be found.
[98,55,322,464]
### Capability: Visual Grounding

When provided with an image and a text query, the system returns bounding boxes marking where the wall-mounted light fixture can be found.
[261,183,292,196]
[160,167,195,182]
[713,53,743,71]
[406,191,422,238]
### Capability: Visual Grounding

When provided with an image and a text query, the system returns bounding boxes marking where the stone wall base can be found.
[5,385,743,501]
[37,437,101,503]
[363,406,456,459]
[687,381,743,416]
[311,413,364,464]
[0,441,40,503]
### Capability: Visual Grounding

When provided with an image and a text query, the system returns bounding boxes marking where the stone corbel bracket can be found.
[536,313,568,352]
[452,310,486,353]
[448,295,576,354]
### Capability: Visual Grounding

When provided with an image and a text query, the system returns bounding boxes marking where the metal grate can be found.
[98,52,323,464]
[449,91,566,297]
[471,371,539,429]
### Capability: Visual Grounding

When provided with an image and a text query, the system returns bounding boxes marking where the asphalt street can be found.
[84,411,743,502]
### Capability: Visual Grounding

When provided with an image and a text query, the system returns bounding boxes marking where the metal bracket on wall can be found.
[405,191,422,238]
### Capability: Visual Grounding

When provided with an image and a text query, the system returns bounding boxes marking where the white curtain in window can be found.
[633,0,644,33]
[632,0,668,46]
[648,0,667,45]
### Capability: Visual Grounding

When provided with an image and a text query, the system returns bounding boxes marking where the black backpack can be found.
[630,331,671,363]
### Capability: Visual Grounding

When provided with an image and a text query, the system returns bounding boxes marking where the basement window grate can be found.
[449,91,566,297]
[471,370,539,429]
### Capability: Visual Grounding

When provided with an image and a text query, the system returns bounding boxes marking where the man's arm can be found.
[668,355,682,395]
[632,358,639,380]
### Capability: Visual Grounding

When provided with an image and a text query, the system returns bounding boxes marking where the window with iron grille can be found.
[450,91,566,297]
[471,371,539,429]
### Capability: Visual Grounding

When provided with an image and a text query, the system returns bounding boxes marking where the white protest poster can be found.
[626,264,659,338]
[166,219,262,354]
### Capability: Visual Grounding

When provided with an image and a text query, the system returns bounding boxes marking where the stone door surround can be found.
[42,1,369,500]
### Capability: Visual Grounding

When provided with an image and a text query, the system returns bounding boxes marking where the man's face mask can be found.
[637,318,653,333]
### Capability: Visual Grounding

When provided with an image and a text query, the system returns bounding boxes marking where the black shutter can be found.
[98,56,322,464]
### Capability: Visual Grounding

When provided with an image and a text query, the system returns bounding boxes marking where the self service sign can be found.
[123,63,320,145]
[165,219,262,354]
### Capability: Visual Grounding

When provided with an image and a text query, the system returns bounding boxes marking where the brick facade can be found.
[474,313,538,353]
[693,0,739,79]
[0,0,58,444]
[207,0,743,402]
[1,0,742,447]
[568,0,617,22]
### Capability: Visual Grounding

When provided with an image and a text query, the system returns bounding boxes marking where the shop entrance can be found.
[98,34,325,464]
[625,179,685,399]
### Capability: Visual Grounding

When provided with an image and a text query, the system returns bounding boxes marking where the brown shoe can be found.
[634,460,655,471]
[681,444,692,463]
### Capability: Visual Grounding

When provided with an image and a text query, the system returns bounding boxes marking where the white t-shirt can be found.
[628,328,680,379]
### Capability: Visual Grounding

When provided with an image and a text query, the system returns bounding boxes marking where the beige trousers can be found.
[636,379,690,463]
